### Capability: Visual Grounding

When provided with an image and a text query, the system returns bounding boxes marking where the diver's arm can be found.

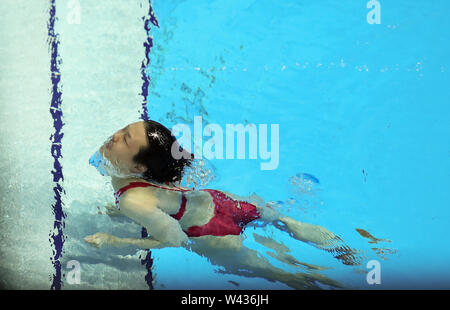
[83,232,173,249]
[118,189,189,247]
[111,235,171,249]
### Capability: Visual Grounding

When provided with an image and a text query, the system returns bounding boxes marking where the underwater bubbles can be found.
[182,158,218,190]
[286,172,323,216]
[289,173,320,193]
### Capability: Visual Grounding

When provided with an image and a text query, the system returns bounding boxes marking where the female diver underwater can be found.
[84,120,361,289]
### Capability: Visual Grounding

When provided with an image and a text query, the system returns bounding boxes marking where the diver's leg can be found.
[187,235,342,289]
[222,190,336,244]
[276,216,338,246]
[274,217,363,266]
[221,191,280,224]
[221,191,361,266]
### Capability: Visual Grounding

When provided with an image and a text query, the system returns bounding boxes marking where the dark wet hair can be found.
[132,120,194,183]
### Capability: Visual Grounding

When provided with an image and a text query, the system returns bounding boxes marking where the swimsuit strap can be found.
[171,193,187,220]
[148,182,192,193]
[114,182,190,220]
[115,181,190,198]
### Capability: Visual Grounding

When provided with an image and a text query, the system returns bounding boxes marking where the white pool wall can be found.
[0,0,154,289]
[0,0,55,289]
[56,0,153,289]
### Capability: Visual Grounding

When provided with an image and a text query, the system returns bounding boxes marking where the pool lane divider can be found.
[48,0,66,290]
[47,0,160,290]
[139,1,160,290]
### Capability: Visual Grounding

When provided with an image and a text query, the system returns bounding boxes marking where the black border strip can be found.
[0,290,446,307]
[48,0,66,290]
[138,1,160,290]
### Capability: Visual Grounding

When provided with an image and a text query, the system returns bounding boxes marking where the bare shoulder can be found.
[118,186,158,212]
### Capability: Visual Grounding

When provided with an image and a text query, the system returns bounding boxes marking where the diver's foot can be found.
[324,245,364,266]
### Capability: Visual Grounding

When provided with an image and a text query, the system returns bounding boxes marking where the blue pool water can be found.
[0,0,448,290]
[146,0,450,289]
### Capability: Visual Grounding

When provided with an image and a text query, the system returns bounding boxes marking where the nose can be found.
[112,127,127,143]
[112,133,118,142]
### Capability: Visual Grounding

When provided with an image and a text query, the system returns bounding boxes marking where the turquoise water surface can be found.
[146,0,450,289]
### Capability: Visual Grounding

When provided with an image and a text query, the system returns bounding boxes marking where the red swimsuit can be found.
[114,182,261,237]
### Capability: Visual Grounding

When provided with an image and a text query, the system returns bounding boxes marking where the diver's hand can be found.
[105,203,121,217]
[84,232,117,248]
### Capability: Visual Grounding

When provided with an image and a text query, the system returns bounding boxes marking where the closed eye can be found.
[122,125,131,146]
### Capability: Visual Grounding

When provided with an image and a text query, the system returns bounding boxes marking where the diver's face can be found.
[100,121,148,175]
